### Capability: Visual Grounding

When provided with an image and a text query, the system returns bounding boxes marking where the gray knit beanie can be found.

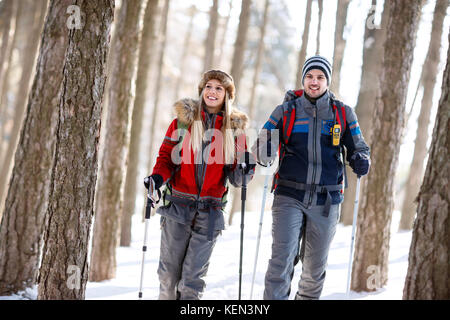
[301,55,332,85]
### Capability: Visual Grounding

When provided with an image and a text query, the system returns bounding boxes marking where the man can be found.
[252,55,370,300]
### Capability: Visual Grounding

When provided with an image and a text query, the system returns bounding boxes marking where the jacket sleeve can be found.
[342,105,370,162]
[251,104,284,167]
[151,119,179,184]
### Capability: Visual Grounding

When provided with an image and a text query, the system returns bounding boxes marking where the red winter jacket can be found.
[152,98,251,203]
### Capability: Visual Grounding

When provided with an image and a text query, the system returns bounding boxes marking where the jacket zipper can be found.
[196,113,216,198]
[308,106,317,207]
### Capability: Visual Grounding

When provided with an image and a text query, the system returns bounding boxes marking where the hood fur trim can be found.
[173,99,248,130]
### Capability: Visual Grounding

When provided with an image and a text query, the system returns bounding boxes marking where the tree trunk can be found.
[228,0,252,225]
[399,0,447,231]
[0,0,15,126]
[37,0,114,300]
[340,0,389,225]
[351,0,423,292]
[0,0,70,296]
[315,0,323,55]
[0,0,20,165]
[0,0,47,213]
[330,0,350,97]
[203,0,219,71]
[248,0,270,123]
[402,30,450,300]
[145,0,170,207]
[295,0,312,89]
[173,5,196,101]
[215,0,233,69]
[120,0,159,247]
[89,0,145,282]
[230,0,252,100]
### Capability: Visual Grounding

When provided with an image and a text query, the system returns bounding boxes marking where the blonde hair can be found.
[191,90,236,164]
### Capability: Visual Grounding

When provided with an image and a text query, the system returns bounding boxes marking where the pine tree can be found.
[351,0,423,292]
[89,0,146,282]
[403,30,450,300]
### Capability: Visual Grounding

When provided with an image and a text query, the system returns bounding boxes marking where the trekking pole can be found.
[238,164,247,300]
[249,173,270,300]
[346,175,361,297]
[138,181,156,300]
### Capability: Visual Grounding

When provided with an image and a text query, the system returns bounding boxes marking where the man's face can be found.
[303,69,328,98]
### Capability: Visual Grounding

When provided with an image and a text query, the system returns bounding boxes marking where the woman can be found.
[145,70,255,300]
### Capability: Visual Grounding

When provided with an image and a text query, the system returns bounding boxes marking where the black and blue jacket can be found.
[252,90,370,210]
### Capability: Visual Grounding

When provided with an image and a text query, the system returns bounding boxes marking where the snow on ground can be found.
[0,202,412,301]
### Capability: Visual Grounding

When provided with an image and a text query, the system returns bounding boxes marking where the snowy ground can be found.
[0,198,412,301]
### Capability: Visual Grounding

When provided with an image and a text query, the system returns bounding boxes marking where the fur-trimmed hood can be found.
[173,98,249,130]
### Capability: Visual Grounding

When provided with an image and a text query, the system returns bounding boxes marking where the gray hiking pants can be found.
[264,194,339,300]
[158,215,220,300]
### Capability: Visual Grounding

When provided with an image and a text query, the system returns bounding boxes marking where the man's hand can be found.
[349,153,370,176]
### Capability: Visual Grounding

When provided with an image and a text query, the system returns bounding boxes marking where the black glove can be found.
[239,151,256,174]
[349,153,370,176]
[144,174,163,206]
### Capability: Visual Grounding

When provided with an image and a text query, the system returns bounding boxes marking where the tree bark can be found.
[340,0,389,225]
[403,30,449,300]
[399,0,448,231]
[329,0,350,97]
[203,0,219,71]
[0,0,47,213]
[351,0,423,292]
[120,0,159,247]
[295,0,312,89]
[89,0,145,282]
[37,0,114,300]
[0,0,70,296]
[228,0,252,225]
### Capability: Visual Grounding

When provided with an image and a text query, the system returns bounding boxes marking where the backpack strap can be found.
[331,99,347,133]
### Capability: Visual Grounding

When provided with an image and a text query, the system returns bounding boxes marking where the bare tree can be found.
[0,0,15,126]
[315,0,323,55]
[120,0,159,247]
[248,0,270,122]
[145,0,170,198]
[215,0,233,68]
[204,0,219,71]
[351,0,424,292]
[228,0,252,225]
[0,0,70,296]
[330,0,351,97]
[399,0,448,231]
[340,0,389,225]
[230,0,252,101]
[295,0,312,89]
[89,0,146,282]
[173,5,197,101]
[37,0,114,300]
[403,30,450,299]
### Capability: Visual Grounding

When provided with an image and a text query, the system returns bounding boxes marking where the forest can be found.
[0,0,448,300]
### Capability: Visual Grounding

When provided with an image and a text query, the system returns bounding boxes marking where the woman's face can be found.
[303,69,328,98]
[203,79,226,112]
